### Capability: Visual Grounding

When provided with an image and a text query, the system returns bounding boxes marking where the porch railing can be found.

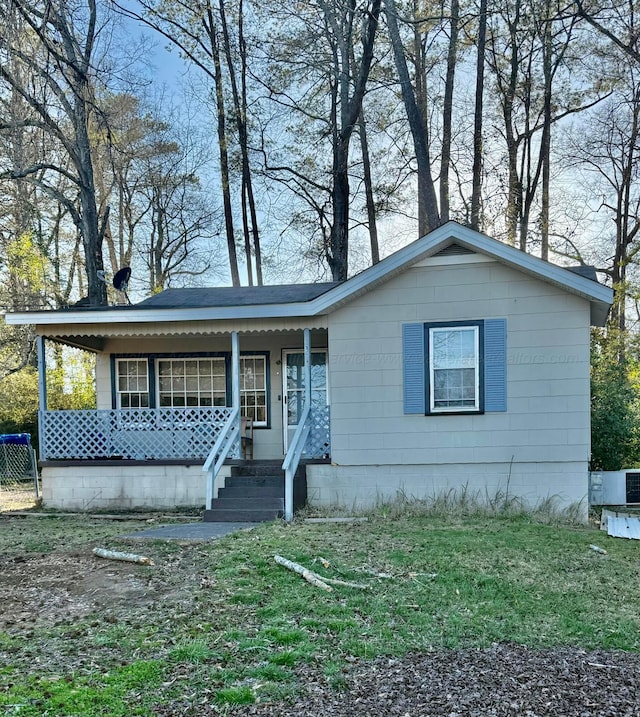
[39,407,233,461]
[282,405,331,521]
[202,407,241,508]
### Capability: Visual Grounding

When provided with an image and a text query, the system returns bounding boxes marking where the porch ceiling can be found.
[39,316,329,351]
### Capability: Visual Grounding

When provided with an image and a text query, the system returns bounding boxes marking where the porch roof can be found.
[5,221,613,330]
[34,316,329,351]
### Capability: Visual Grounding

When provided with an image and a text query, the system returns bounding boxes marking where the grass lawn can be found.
[0,509,638,714]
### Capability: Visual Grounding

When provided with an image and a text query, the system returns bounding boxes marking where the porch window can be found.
[157,358,226,407]
[240,355,267,425]
[116,359,149,408]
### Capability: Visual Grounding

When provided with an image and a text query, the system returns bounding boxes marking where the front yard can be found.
[0,510,639,715]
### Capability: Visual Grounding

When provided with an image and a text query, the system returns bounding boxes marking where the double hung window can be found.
[116,359,149,408]
[240,356,267,425]
[403,318,506,415]
[429,325,480,412]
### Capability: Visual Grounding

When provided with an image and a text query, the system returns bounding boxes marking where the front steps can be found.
[203,460,307,522]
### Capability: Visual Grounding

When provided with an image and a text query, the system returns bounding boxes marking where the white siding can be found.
[326,260,591,506]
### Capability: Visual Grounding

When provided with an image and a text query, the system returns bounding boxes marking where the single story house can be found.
[5,221,613,520]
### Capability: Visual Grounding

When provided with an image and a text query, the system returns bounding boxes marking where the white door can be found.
[282,349,328,452]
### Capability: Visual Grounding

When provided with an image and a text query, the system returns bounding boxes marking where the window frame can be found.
[111,351,270,427]
[425,320,485,415]
[238,354,269,427]
[155,356,228,408]
[114,358,150,409]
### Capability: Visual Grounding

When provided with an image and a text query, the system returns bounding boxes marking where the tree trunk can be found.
[208,9,240,287]
[539,1,552,261]
[219,0,262,284]
[440,0,459,223]
[470,0,487,230]
[385,0,440,235]
[326,0,381,280]
[359,111,379,264]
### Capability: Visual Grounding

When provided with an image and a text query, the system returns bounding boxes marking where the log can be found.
[274,554,332,591]
[93,547,155,565]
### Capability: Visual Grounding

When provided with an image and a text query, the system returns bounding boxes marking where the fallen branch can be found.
[356,567,394,579]
[320,576,369,590]
[93,547,154,565]
[589,544,607,555]
[274,554,332,591]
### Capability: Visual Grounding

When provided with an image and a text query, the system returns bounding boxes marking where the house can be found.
[4,221,613,520]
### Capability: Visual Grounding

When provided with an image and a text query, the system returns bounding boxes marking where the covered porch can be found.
[35,320,331,519]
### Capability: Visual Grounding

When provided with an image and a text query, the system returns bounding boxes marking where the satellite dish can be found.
[112,266,132,304]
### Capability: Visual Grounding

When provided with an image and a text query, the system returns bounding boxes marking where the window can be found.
[157,358,226,407]
[240,355,267,425]
[116,359,149,408]
[113,352,270,420]
[403,319,507,415]
[429,325,480,412]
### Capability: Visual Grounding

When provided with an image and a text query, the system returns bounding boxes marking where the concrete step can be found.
[211,497,284,511]
[225,474,283,488]
[218,485,283,500]
[231,462,284,478]
[203,508,282,522]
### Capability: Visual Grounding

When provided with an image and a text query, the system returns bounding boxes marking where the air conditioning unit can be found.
[590,470,640,506]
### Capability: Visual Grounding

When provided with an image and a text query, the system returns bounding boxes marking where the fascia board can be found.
[4,302,318,326]
[311,222,613,312]
[449,225,613,305]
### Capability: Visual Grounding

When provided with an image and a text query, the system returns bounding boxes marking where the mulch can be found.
[237,644,640,716]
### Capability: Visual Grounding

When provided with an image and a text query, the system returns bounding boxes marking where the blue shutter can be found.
[484,318,507,412]
[403,323,425,414]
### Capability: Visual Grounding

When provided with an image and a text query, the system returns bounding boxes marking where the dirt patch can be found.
[0,551,160,631]
[236,645,640,716]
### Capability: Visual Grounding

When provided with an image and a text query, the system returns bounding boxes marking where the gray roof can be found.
[136,282,340,309]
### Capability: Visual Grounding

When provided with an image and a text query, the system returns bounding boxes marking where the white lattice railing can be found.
[39,407,233,461]
[282,406,331,521]
[306,405,330,459]
[203,407,241,507]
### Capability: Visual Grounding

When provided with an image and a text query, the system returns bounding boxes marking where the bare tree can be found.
[0,0,109,305]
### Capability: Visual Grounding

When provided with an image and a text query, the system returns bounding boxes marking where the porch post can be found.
[303,328,311,409]
[231,331,240,456]
[36,335,47,459]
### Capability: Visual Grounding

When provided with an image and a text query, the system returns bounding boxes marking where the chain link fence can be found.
[0,434,40,511]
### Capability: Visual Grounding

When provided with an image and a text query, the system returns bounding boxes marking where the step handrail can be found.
[203,407,239,507]
[281,403,311,521]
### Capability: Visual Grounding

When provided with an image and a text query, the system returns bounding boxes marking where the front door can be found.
[282,349,328,452]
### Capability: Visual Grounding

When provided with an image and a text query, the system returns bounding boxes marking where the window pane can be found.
[430,326,478,411]
[186,377,198,392]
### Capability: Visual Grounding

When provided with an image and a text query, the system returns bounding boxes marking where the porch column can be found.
[304,328,311,409]
[285,328,312,521]
[36,335,46,459]
[231,331,241,458]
